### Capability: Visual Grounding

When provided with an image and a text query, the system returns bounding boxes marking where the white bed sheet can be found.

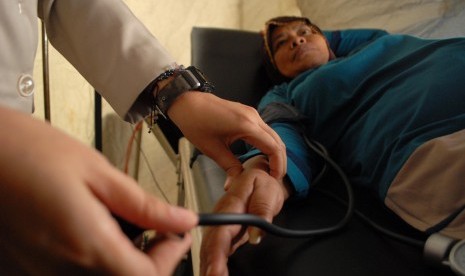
[297,0,465,38]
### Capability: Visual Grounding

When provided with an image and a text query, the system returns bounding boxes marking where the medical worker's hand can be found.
[0,106,197,275]
[199,155,291,276]
[168,92,286,180]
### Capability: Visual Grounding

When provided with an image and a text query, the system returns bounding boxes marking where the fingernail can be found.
[224,178,231,191]
[248,227,262,245]
[171,206,198,223]
[206,264,212,276]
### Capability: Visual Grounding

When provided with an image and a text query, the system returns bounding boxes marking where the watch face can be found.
[450,240,465,275]
[181,69,202,89]
[154,66,214,116]
[186,66,215,92]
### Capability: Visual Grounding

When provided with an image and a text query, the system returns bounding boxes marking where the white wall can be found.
[240,0,301,31]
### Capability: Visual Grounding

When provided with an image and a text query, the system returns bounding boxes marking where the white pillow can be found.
[296,0,465,38]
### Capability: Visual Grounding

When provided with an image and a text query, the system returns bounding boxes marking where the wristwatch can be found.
[154,66,215,118]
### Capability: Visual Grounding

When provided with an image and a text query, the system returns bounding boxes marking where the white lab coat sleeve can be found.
[38,0,176,122]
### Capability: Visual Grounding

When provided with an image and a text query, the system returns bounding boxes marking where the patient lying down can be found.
[200,16,465,276]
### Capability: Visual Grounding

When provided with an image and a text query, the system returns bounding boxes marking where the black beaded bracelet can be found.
[155,68,178,83]
[146,66,182,132]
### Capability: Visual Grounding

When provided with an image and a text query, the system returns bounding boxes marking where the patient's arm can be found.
[332,29,389,56]
[200,155,291,276]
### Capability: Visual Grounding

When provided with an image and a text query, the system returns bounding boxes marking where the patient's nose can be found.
[291,36,305,48]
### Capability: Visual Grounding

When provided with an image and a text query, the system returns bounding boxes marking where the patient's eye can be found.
[298,27,312,36]
[273,39,286,51]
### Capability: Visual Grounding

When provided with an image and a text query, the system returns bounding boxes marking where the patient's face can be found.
[271,21,330,78]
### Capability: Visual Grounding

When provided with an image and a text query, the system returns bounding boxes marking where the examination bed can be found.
[175,26,454,276]
[160,2,465,275]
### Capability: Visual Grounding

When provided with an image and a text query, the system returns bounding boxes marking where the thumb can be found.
[90,168,198,233]
[248,226,263,245]
[246,180,282,245]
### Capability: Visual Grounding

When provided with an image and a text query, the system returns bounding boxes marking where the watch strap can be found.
[155,66,214,117]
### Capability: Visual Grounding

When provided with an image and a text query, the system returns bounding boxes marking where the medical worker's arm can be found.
[38,0,286,181]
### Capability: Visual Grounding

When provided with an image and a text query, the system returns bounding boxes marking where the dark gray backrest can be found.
[191,27,273,154]
[191,27,272,108]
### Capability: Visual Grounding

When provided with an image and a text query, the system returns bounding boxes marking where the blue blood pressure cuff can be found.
[259,102,309,126]
[239,102,314,198]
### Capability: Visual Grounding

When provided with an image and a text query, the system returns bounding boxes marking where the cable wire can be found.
[125,122,171,204]
[316,188,425,248]
[124,121,143,174]
[199,135,425,247]
[306,138,424,248]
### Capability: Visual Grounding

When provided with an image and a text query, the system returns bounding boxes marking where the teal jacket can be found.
[242,29,465,201]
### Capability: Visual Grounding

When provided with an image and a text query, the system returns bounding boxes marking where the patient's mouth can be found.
[293,44,311,61]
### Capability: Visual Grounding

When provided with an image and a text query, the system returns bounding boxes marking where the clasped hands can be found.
[199,155,291,276]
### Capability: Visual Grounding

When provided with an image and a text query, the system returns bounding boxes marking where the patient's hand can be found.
[200,155,291,276]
